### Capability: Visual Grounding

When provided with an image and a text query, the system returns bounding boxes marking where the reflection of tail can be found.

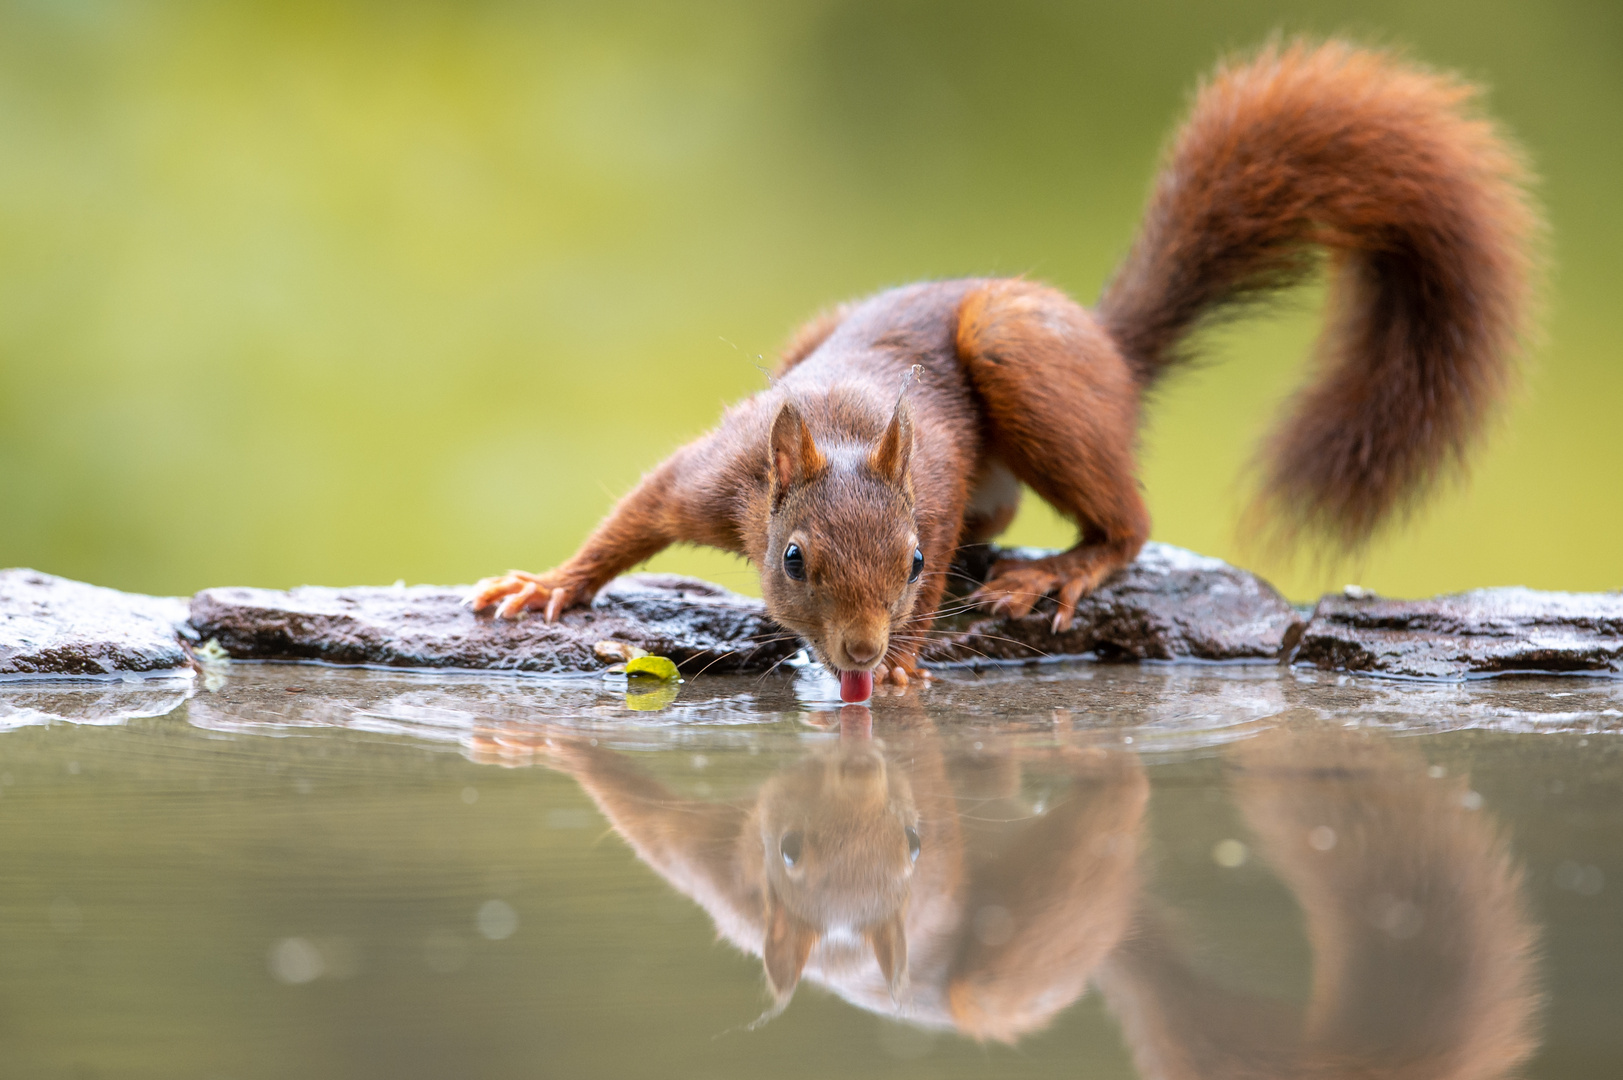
[1098,41,1536,548]
[1097,729,1539,1080]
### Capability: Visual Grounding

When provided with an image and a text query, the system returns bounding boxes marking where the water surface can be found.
[1,662,1619,1078]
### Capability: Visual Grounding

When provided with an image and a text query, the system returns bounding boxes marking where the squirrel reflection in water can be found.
[470,711,1538,1077]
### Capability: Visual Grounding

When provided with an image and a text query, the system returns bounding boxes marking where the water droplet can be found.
[1427,765,1446,779]
[1460,790,1483,811]
[460,786,479,805]
[477,899,519,941]
[1309,826,1337,851]
[66,761,81,776]
[269,938,324,984]
[1212,839,1248,868]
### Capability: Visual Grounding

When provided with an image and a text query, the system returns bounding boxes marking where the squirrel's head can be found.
[760,399,924,689]
[755,730,919,1001]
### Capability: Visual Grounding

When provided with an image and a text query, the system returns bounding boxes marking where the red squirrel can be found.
[471,41,1537,702]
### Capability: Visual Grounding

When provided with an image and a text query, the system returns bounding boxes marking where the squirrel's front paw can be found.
[467,570,590,622]
[875,658,931,693]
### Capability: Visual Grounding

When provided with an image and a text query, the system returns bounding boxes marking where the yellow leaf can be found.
[624,655,681,682]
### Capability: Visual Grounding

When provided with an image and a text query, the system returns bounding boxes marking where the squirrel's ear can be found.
[866,911,910,1000]
[769,401,826,508]
[869,399,914,486]
[763,887,819,999]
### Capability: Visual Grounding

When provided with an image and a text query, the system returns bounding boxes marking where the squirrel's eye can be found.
[781,831,803,869]
[909,548,924,583]
[905,826,922,864]
[783,543,806,581]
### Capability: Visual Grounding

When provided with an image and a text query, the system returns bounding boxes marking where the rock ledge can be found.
[5,554,1620,683]
[922,542,1299,665]
[1,569,194,678]
[188,574,798,676]
[1293,587,1623,679]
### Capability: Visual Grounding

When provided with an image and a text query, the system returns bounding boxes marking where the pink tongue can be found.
[839,669,874,703]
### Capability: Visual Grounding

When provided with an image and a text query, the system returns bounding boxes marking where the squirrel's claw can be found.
[469,569,588,622]
[495,580,540,619]
[973,548,1127,631]
[1051,576,1091,633]
[468,570,537,614]
[972,581,1045,621]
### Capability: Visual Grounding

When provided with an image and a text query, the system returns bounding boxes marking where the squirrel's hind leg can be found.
[954,280,1149,632]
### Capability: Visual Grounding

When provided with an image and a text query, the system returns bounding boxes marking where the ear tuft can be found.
[769,401,827,509]
[869,400,914,485]
[867,912,909,1000]
[763,889,819,999]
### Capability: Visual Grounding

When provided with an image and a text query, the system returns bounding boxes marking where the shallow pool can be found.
[2,662,1619,1079]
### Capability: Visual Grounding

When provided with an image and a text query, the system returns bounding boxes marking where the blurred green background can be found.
[1,0,1618,603]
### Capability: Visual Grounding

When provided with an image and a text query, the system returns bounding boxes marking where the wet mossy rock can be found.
[0,569,194,678]
[1294,587,1623,678]
[181,545,1300,675]
[188,575,795,676]
[924,543,1300,665]
[4,552,1621,682]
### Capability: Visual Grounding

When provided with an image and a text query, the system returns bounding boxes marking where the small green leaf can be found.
[195,638,231,664]
[624,655,681,682]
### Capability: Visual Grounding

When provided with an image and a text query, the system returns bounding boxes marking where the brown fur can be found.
[471,40,1537,681]
[1099,40,1536,548]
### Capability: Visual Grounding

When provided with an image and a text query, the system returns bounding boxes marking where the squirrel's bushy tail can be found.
[1097,40,1537,549]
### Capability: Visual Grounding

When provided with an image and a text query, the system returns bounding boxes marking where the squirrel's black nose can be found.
[845,640,882,665]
